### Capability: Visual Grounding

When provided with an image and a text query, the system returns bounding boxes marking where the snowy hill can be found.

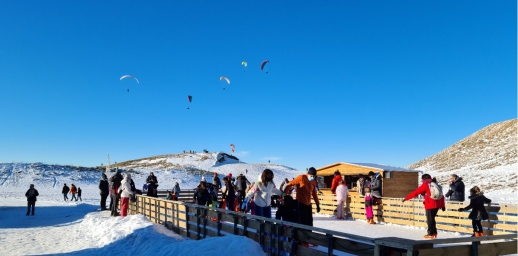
[406,119,517,203]
[0,153,304,204]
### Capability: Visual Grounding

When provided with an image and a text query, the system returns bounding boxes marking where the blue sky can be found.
[0,1,516,170]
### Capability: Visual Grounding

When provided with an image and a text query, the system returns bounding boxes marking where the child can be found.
[77,187,82,201]
[172,182,180,201]
[166,191,173,200]
[275,195,299,223]
[458,186,491,237]
[335,179,349,220]
[365,187,375,224]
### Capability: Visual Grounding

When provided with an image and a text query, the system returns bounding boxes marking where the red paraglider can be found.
[187,95,192,109]
[260,60,269,74]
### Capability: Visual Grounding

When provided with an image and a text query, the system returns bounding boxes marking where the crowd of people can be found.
[23,166,488,240]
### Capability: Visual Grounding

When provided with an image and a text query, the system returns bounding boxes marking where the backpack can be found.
[428,182,443,200]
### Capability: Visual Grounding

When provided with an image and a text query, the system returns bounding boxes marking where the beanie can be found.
[358,174,363,178]
[307,167,317,176]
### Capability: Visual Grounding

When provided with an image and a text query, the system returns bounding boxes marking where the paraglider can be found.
[220,76,230,90]
[260,60,269,74]
[187,95,192,109]
[242,62,247,73]
[120,75,139,92]
[230,144,235,153]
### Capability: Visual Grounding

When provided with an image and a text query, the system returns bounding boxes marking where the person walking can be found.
[119,173,133,217]
[335,178,349,220]
[458,186,491,237]
[245,169,283,218]
[403,174,445,239]
[445,174,465,202]
[77,187,82,201]
[283,167,321,227]
[70,184,78,201]
[172,182,181,201]
[235,173,251,207]
[356,174,366,196]
[110,170,123,217]
[364,187,375,224]
[99,174,110,210]
[25,184,39,216]
[146,172,158,197]
[213,172,222,201]
[62,183,70,201]
[330,170,342,194]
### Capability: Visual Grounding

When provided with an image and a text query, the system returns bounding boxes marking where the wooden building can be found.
[316,162,421,198]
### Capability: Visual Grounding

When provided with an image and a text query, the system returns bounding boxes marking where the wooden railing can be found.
[123,192,517,256]
[312,193,518,235]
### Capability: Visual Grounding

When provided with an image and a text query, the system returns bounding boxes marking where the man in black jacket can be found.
[193,182,212,206]
[235,174,250,208]
[62,184,70,201]
[99,174,110,210]
[212,172,222,201]
[446,174,465,202]
[146,172,158,197]
[109,170,123,216]
[25,184,39,216]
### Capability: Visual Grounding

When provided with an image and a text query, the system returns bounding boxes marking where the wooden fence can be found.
[312,192,518,236]
[124,192,517,256]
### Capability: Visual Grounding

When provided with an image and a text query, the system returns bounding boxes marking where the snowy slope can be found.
[406,119,518,204]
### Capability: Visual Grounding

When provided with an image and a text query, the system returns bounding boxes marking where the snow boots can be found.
[423,233,437,239]
[368,219,376,224]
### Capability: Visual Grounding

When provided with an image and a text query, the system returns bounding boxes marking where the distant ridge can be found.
[406,119,517,172]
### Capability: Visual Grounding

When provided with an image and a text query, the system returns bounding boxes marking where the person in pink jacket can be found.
[335,179,349,219]
[365,187,375,224]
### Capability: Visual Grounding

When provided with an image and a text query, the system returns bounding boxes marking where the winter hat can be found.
[358,174,363,178]
[368,171,375,176]
[102,173,107,179]
[228,173,232,177]
[307,167,317,176]
[214,172,218,176]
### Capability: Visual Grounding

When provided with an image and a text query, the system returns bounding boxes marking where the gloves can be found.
[281,193,287,197]
[316,204,321,213]
[441,207,446,212]
[458,208,464,212]
[402,199,406,203]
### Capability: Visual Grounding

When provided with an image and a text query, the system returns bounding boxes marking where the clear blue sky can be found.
[0,1,516,170]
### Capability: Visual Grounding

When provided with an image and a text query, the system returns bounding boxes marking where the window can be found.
[384,171,393,179]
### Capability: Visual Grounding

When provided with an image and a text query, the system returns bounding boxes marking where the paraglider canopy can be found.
[260,60,269,71]
[120,75,139,83]
[188,95,192,102]
[220,76,230,84]
[241,62,247,67]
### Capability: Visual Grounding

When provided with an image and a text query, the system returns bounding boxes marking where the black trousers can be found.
[110,194,119,215]
[27,201,35,215]
[425,208,439,235]
[298,202,313,227]
[100,194,108,209]
[472,219,483,233]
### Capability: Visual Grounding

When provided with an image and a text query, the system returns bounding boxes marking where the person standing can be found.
[245,169,283,218]
[403,174,445,239]
[364,187,375,224]
[356,174,366,196]
[445,174,465,202]
[62,183,70,201]
[330,170,342,194]
[172,182,181,201]
[212,172,222,201]
[77,187,82,201]
[99,174,110,210]
[458,186,491,237]
[283,167,321,227]
[119,173,133,217]
[110,170,123,217]
[193,182,212,206]
[25,184,39,216]
[368,171,383,199]
[146,172,158,197]
[235,174,251,207]
[335,179,349,220]
[70,184,78,201]
[222,176,235,210]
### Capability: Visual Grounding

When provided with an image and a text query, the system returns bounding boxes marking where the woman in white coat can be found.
[119,173,133,217]
[245,169,283,218]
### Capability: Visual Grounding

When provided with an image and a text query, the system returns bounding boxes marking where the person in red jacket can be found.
[330,170,342,194]
[403,174,445,239]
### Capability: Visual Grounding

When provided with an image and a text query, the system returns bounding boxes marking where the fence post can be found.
[268,222,273,256]
[233,214,238,235]
[471,241,480,256]
[217,211,222,236]
[196,207,201,240]
[186,205,190,238]
[260,220,265,250]
[203,208,207,238]
[290,227,297,256]
[243,217,248,236]
[327,233,333,256]
[277,223,282,256]
[164,201,168,227]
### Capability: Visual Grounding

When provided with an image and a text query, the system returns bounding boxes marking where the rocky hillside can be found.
[407,119,517,172]
[406,119,517,203]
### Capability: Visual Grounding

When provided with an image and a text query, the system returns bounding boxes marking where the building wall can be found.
[383,171,419,198]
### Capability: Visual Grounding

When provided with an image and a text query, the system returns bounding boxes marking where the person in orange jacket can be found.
[70,184,78,201]
[330,170,342,194]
